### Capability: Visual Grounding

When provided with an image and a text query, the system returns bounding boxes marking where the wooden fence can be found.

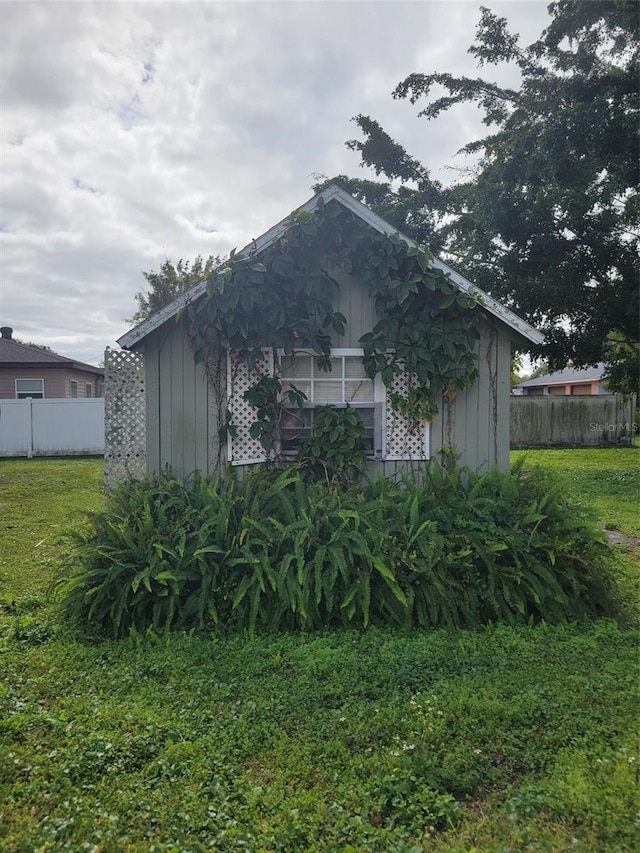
[510,394,637,448]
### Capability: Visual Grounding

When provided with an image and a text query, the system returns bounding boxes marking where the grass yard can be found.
[511,446,640,538]
[0,451,638,852]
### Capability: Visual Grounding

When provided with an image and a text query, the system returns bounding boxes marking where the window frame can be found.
[279,348,386,459]
[85,383,93,398]
[15,378,44,399]
[69,380,78,398]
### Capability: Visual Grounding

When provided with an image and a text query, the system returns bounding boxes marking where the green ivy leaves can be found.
[187,198,482,455]
[297,405,371,485]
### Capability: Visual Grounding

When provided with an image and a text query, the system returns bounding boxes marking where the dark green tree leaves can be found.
[331,1,639,393]
[130,255,224,325]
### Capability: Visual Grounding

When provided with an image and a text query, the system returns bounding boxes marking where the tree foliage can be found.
[130,255,224,324]
[321,1,639,393]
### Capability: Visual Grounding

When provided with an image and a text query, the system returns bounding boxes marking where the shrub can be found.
[60,471,247,636]
[59,462,618,637]
[296,405,371,484]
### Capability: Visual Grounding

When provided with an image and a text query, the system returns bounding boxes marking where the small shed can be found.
[111,185,543,484]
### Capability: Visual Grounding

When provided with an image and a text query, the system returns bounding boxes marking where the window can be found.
[279,350,382,456]
[16,378,44,399]
[70,380,78,398]
[85,383,93,398]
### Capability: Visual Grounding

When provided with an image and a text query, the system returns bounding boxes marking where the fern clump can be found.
[59,463,618,637]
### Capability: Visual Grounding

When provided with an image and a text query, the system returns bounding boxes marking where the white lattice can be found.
[104,347,146,491]
[385,369,427,459]
[228,350,273,464]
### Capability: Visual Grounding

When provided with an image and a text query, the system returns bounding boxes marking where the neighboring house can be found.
[513,364,610,396]
[0,327,104,399]
[115,184,543,480]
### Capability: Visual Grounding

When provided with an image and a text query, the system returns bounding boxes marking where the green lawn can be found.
[512,446,640,537]
[0,452,638,852]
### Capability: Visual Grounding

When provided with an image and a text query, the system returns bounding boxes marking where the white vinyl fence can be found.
[0,398,105,457]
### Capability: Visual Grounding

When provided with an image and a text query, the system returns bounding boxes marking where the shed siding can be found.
[144,338,160,476]
[332,270,376,348]
[427,320,512,472]
[139,284,516,479]
[142,323,220,478]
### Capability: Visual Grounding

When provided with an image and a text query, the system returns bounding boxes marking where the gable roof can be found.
[0,337,104,375]
[514,363,606,389]
[118,183,544,350]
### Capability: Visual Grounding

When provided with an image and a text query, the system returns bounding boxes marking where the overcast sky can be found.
[1,0,550,365]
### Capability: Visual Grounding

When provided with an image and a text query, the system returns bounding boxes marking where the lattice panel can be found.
[104,347,146,491]
[386,369,427,459]
[228,351,273,464]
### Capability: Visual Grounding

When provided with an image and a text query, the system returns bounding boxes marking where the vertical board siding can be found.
[462,347,481,470]
[139,289,520,478]
[194,361,211,475]
[157,330,174,472]
[171,329,189,476]
[141,323,221,479]
[476,323,496,471]
[495,328,512,470]
[428,319,509,472]
[332,270,375,348]
[144,338,161,477]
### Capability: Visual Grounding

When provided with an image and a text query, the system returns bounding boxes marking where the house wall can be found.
[138,275,517,480]
[0,367,103,399]
[523,380,607,396]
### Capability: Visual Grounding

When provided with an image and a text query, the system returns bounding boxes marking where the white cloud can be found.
[0,0,550,364]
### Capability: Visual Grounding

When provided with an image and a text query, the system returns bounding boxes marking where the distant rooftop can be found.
[0,328,103,374]
[515,363,606,389]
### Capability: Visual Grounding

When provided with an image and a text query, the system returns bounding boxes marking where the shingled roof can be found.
[515,363,606,389]
[0,334,103,375]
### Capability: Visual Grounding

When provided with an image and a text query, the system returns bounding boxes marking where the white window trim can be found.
[278,348,385,400]
[279,347,386,459]
[69,380,79,398]
[15,378,44,399]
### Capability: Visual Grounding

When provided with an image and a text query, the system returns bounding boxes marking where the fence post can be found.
[27,397,33,458]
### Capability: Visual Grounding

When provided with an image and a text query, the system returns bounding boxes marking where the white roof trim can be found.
[118,183,543,349]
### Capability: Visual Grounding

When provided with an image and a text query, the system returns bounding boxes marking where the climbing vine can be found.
[184,197,481,459]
